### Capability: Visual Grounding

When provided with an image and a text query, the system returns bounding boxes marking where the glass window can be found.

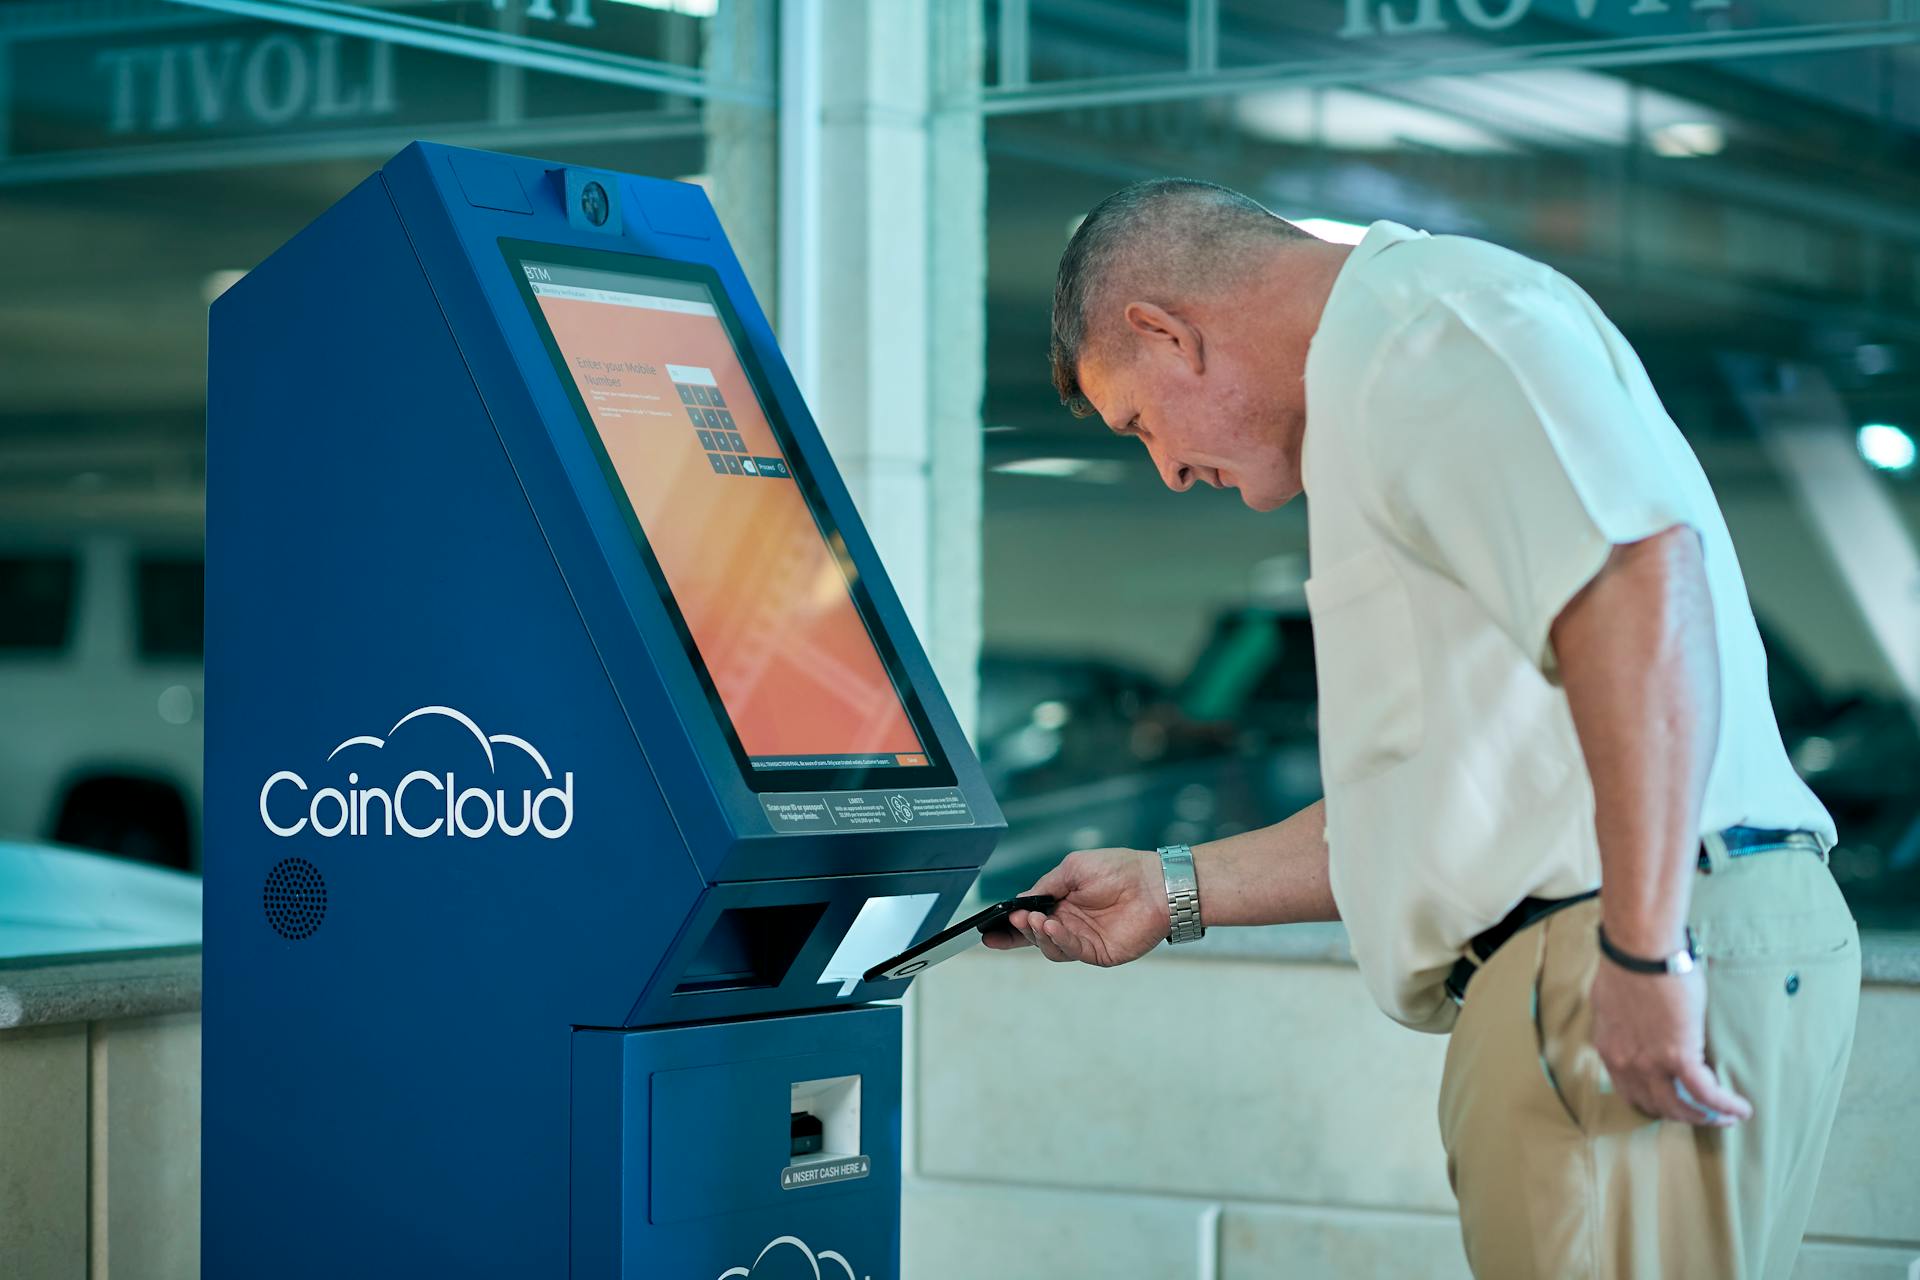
[136,558,205,661]
[980,22,1920,930]
[0,556,79,653]
[0,0,776,900]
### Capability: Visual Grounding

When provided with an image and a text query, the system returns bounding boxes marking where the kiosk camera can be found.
[205,142,1002,1278]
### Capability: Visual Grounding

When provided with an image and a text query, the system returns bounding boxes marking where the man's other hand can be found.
[981,847,1170,967]
[1589,957,1753,1127]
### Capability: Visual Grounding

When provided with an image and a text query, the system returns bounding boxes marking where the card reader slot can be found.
[672,903,828,995]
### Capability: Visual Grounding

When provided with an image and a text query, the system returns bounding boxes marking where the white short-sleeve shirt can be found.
[1301,221,1834,1033]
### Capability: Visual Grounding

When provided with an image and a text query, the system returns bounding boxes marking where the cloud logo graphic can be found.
[716,1235,864,1280]
[259,705,574,841]
[324,704,556,779]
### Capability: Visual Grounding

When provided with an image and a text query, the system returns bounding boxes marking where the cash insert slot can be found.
[672,903,827,995]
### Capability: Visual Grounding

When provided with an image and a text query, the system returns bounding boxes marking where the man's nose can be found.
[1158,458,1196,492]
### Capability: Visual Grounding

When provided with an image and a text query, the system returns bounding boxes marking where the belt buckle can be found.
[1445,954,1479,1006]
[1703,826,1824,871]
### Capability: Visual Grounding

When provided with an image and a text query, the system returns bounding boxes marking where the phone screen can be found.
[862,895,1056,983]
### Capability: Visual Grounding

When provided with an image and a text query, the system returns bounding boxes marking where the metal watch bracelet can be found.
[1159,844,1205,944]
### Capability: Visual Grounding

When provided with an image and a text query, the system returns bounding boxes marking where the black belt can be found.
[1443,827,1826,1006]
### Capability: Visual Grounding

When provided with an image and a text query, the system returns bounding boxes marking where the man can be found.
[990,179,1860,1279]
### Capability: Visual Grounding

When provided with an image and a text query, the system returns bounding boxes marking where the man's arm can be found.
[992,801,1336,966]
[1549,524,1752,1126]
[1193,800,1338,926]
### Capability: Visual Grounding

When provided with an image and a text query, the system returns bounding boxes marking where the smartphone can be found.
[862,894,1058,983]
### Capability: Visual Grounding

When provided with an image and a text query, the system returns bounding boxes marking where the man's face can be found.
[1075,303,1305,512]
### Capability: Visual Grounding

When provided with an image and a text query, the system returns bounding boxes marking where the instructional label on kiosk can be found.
[760,787,974,833]
[780,1155,870,1191]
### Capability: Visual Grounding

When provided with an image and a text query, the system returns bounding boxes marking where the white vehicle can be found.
[0,517,203,872]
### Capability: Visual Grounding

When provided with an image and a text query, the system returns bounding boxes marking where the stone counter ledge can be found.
[0,946,204,1031]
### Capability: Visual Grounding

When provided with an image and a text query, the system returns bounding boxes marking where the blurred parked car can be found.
[976,638,1321,901]
[978,747,1323,903]
[1168,604,1319,751]
[0,520,203,871]
[1761,625,1920,928]
[0,838,201,959]
[979,606,1920,925]
[977,651,1169,800]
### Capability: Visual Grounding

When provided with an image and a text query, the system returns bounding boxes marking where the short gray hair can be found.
[1049,178,1308,417]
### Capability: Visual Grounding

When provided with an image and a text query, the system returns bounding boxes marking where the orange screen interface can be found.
[526,262,925,770]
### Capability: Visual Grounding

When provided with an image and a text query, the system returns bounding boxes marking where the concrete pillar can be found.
[777,0,988,738]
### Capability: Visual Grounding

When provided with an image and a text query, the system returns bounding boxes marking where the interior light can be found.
[1650,122,1725,158]
[1857,423,1917,473]
[1235,88,1515,154]
[992,457,1126,483]
[1290,216,1369,245]
[203,269,247,305]
[1854,344,1895,377]
[1792,735,1837,775]
[1031,700,1072,731]
[604,0,716,13]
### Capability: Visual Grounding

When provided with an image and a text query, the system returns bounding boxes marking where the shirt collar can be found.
[1312,221,1426,345]
[1350,219,1426,266]
[1300,222,1426,498]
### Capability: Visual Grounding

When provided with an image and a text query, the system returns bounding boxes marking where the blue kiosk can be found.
[205,142,1002,1278]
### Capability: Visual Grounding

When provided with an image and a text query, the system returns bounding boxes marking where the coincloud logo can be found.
[259,705,574,840]
[717,1235,864,1280]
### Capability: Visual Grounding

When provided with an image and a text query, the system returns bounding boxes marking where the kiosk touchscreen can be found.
[204,143,1002,1280]
[507,246,939,786]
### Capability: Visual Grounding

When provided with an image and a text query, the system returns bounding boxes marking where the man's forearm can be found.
[1550,526,1720,956]
[1191,799,1337,927]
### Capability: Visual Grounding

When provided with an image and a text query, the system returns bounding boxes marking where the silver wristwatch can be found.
[1158,844,1205,944]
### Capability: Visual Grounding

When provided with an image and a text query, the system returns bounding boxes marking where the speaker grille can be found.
[263,857,327,940]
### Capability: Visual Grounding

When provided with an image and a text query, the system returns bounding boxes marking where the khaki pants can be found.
[1438,845,1860,1279]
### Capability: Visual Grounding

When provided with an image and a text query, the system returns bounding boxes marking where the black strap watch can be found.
[1597,923,1698,975]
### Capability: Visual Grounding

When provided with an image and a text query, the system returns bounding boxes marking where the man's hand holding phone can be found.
[984,847,1171,967]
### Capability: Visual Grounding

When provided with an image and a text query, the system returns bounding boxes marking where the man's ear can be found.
[1122,301,1204,375]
